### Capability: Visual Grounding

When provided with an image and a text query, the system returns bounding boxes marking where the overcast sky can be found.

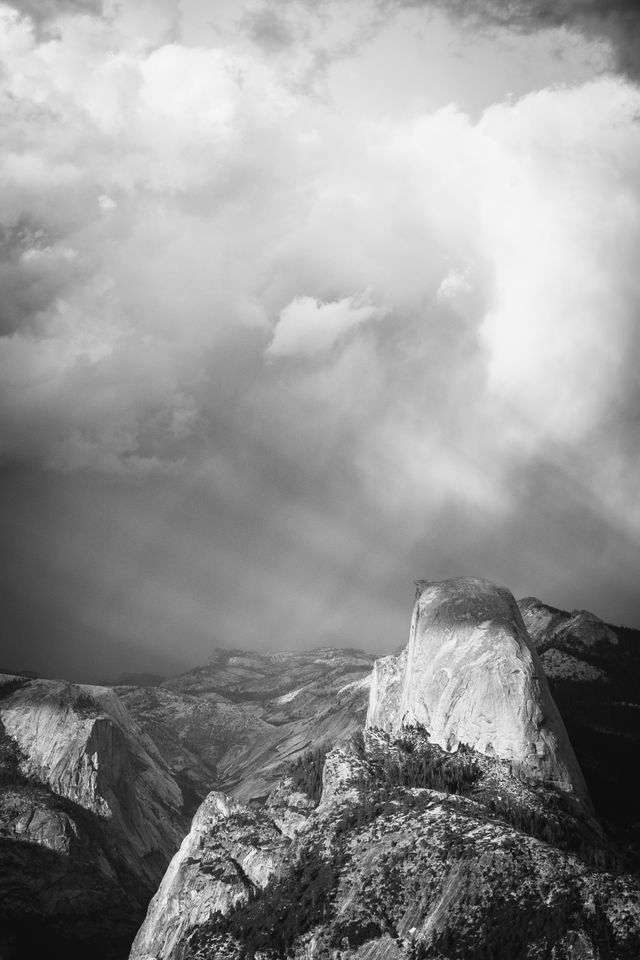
[1,0,640,682]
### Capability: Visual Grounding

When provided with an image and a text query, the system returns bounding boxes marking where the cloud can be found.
[477,79,640,442]
[8,0,102,25]
[2,0,640,678]
[1,3,639,504]
[410,0,640,78]
[268,293,387,357]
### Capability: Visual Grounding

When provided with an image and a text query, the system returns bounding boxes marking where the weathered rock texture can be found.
[0,675,189,958]
[126,582,640,960]
[0,649,374,959]
[0,677,187,889]
[175,730,640,960]
[120,647,374,804]
[367,577,587,797]
[519,597,619,674]
[130,792,291,960]
[366,649,407,732]
[518,596,640,863]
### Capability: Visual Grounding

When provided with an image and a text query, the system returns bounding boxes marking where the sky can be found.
[1,0,640,682]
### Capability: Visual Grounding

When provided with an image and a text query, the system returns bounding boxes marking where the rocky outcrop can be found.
[0,649,375,959]
[7,597,640,960]
[519,597,619,655]
[130,792,290,960]
[175,730,640,960]
[366,577,588,798]
[0,677,187,891]
[518,596,640,860]
[366,649,407,731]
[124,582,640,960]
[0,675,189,958]
[265,775,317,837]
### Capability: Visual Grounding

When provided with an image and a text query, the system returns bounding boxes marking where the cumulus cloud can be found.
[2,0,640,676]
[415,0,640,78]
[268,293,387,357]
[1,1,638,491]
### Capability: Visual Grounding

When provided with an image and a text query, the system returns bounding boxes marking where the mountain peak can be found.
[367,577,589,799]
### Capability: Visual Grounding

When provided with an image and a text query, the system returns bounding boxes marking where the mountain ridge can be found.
[127,577,640,960]
[2,582,640,959]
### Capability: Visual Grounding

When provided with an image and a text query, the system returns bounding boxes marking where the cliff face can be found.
[130,792,292,960]
[125,580,640,960]
[366,649,407,731]
[1,677,187,889]
[1,649,375,959]
[366,578,588,798]
[518,597,640,864]
[0,675,189,958]
[6,587,640,960]
[164,729,640,960]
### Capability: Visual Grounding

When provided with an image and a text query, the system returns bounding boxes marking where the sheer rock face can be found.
[366,649,407,731]
[366,577,588,798]
[129,792,290,960]
[0,677,187,894]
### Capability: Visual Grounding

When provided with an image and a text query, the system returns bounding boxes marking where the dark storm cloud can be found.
[244,7,295,52]
[10,0,100,11]
[404,0,640,77]
[1,0,640,681]
[8,0,103,27]
[0,218,80,337]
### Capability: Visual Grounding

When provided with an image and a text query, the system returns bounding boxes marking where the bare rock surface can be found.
[120,647,375,804]
[366,649,407,732]
[0,676,186,889]
[0,674,189,958]
[367,577,588,798]
[0,649,374,958]
[520,598,619,657]
[130,792,291,960]
[518,596,640,864]
[177,729,640,960]
[5,591,640,960]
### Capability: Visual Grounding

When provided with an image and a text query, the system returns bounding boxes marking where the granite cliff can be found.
[0,675,189,958]
[130,791,292,960]
[367,578,588,798]
[4,580,640,960]
[135,727,640,960]
[519,597,640,864]
[128,577,640,960]
[0,648,374,959]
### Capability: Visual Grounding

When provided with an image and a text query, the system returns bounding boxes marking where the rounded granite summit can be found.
[367,576,589,800]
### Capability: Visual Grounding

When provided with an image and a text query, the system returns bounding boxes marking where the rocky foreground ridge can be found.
[0,649,373,959]
[129,578,640,960]
[130,731,640,960]
[2,578,640,959]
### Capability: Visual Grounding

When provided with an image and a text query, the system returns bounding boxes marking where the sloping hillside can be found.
[519,598,640,862]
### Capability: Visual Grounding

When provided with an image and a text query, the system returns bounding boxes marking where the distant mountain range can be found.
[1,580,639,960]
